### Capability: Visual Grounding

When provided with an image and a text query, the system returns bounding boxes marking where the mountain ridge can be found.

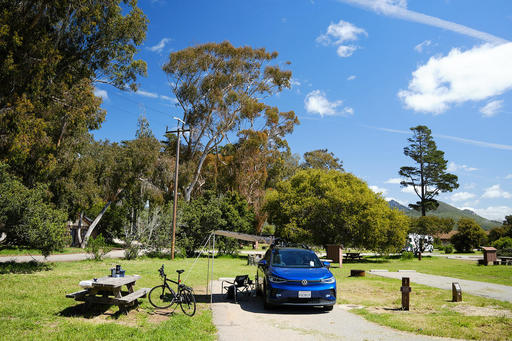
[387,200,501,230]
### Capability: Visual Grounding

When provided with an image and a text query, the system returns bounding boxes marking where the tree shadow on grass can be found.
[0,260,53,274]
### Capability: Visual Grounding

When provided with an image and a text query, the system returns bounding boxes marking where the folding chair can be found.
[221,275,253,303]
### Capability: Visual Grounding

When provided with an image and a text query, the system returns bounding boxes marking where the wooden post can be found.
[452,282,462,302]
[400,277,411,311]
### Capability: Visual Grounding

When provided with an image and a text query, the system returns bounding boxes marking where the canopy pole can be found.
[206,234,211,297]
[210,233,215,306]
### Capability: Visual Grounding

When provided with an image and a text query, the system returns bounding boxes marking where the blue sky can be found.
[93,0,512,222]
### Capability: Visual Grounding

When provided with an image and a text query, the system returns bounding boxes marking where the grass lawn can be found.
[0,247,87,257]
[340,255,512,286]
[1,254,511,340]
[0,256,249,341]
[333,261,512,340]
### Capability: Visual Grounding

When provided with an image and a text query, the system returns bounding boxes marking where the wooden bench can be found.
[66,290,89,299]
[117,288,149,305]
[344,253,362,261]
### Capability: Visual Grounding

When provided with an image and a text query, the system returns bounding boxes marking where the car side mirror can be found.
[258,259,267,267]
[323,261,331,268]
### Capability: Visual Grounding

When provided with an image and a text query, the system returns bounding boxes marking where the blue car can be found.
[256,246,336,311]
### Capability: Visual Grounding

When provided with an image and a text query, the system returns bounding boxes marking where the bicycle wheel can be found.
[179,288,196,316]
[148,285,176,309]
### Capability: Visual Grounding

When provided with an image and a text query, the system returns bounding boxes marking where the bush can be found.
[86,235,112,261]
[401,251,414,260]
[497,248,512,257]
[451,218,487,253]
[444,245,454,254]
[492,237,512,250]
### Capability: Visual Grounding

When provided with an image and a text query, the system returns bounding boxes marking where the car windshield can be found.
[271,249,323,268]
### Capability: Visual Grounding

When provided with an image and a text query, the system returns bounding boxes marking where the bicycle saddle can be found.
[176,269,185,274]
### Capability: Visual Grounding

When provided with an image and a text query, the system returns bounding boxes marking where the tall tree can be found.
[301,149,343,171]
[399,126,458,216]
[0,0,148,186]
[265,169,409,253]
[163,41,298,202]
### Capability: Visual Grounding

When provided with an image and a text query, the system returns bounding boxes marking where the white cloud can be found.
[370,185,388,195]
[385,178,402,184]
[290,78,301,87]
[482,184,512,199]
[371,126,512,151]
[160,95,178,103]
[93,88,108,101]
[468,206,512,221]
[447,162,478,173]
[304,90,353,117]
[450,192,476,202]
[347,75,357,81]
[148,38,172,53]
[337,0,507,44]
[401,186,416,195]
[398,43,512,114]
[480,99,503,117]
[414,40,431,53]
[506,174,512,179]
[337,45,358,57]
[136,90,159,98]
[317,20,367,58]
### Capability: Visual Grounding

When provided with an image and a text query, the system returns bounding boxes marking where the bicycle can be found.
[148,265,196,316]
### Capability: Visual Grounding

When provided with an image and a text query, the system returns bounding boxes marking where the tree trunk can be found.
[184,148,210,202]
[76,212,83,246]
[80,201,112,248]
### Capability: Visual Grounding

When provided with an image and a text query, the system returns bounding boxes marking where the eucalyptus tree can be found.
[399,125,459,216]
[163,41,298,202]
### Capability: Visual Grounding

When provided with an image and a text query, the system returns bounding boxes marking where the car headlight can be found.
[321,276,335,284]
[269,275,287,283]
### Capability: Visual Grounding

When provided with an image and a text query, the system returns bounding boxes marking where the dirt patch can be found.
[448,304,512,318]
[147,310,173,323]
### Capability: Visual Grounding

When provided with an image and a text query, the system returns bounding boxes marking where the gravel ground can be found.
[369,270,512,302]
[211,280,461,341]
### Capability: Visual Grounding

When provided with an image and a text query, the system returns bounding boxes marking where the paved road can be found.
[370,270,512,302]
[211,280,460,341]
[0,249,126,263]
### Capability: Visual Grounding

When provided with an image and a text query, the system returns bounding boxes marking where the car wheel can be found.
[323,305,334,311]
[263,282,273,310]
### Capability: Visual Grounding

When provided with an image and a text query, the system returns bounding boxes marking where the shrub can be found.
[401,251,414,260]
[444,245,453,254]
[86,235,112,261]
[497,248,512,257]
[451,218,487,253]
[492,237,512,250]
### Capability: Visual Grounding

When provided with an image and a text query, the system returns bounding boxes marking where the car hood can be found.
[270,266,333,281]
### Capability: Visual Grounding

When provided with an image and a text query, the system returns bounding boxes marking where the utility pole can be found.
[166,117,190,260]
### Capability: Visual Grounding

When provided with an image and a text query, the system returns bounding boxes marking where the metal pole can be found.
[211,233,215,306]
[206,234,210,296]
[171,128,180,260]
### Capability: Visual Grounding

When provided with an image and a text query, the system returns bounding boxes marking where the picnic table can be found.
[343,252,362,261]
[499,256,512,265]
[66,275,149,309]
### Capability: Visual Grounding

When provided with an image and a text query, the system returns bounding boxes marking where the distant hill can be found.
[387,200,501,230]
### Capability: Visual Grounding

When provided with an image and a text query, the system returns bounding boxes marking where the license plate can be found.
[298,291,311,298]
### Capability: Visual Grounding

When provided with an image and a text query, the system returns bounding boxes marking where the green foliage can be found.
[451,218,487,253]
[399,126,458,216]
[444,245,454,254]
[497,248,512,257]
[401,251,414,260]
[0,163,69,257]
[1,1,148,188]
[492,237,512,250]
[301,149,343,171]
[178,191,255,257]
[85,235,112,261]
[265,169,409,253]
[163,41,298,201]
